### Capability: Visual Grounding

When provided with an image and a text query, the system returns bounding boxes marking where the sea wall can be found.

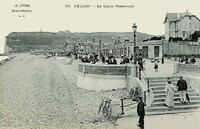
[77,63,136,91]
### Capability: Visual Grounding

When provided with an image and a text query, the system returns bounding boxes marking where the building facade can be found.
[164,10,200,41]
[103,40,164,59]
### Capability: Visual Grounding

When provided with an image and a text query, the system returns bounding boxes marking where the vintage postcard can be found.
[0,0,200,129]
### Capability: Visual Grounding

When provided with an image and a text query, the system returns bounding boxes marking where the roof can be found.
[164,11,200,23]
[164,13,178,23]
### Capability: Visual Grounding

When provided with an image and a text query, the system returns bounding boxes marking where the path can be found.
[117,112,200,129]
[143,58,176,77]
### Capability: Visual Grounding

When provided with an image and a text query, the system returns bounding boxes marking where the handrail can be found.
[135,65,151,105]
[141,68,150,93]
[137,65,150,89]
[118,64,152,115]
[141,68,148,79]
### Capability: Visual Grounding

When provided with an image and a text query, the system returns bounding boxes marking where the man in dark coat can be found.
[176,76,187,104]
[137,97,145,129]
[189,56,196,64]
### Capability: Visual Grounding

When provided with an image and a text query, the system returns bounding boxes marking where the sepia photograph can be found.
[0,0,200,129]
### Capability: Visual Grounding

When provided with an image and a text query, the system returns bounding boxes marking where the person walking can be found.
[164,79,177,107]
[138,57,144,71]
[154,58,159,72]
[176,76,188,104]
[137,97,145,129]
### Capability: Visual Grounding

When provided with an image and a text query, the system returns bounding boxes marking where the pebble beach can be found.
[0,53,129,129]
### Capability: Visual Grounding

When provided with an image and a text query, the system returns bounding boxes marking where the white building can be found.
[164,10,200,41]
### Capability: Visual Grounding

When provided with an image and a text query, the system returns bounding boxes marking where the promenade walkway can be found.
[142,58,176,77]
[117,112,200,129]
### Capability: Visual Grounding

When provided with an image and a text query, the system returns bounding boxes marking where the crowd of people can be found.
[78,52,145,66]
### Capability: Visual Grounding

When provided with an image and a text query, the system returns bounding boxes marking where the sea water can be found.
[0,56,8,61]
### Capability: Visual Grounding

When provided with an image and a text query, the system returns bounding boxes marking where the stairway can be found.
[146,76,200,115]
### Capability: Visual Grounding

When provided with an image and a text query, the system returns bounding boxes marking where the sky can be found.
[0,0,200,53]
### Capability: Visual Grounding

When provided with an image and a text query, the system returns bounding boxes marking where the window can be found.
[193,23,196,29]
[175,32,178,37]
[169,22,171,29]
[182,31,188,39]
[182,23,186,28]
[176,23,179,29]
[183,32,185,38]
[169,31,171,37]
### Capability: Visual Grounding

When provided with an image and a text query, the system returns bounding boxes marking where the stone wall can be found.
[184,76,200,94]
[77,63,136,91]
[163,42,200,56]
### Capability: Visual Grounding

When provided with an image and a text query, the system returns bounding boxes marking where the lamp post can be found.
[132,23,137,64]
[99,35,102,54]
[161,37,164,64]
[123,42,125,56]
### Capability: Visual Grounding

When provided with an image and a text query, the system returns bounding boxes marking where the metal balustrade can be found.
[78,63,129,76]
[178,64,200,73]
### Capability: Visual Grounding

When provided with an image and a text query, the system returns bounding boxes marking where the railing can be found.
[136,65,150,105]
[178,63,200,73]
[78,63,129,76]
[120,98,137,115]
[119,64,151,115]
[120,98,124,115]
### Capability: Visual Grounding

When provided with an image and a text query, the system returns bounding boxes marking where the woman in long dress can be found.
[165,80,176,108]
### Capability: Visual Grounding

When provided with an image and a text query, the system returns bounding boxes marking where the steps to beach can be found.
[146,76,200,115]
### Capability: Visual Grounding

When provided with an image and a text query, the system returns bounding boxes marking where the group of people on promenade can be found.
[179,56,196,64]
[79,52,145,65]
[165,76,188,108]
[80,53,118,64]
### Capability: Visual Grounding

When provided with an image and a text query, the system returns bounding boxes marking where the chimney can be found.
[177,11,180,19]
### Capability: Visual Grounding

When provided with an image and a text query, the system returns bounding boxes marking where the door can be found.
[142,46,148,58]
[154,46,159,57]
